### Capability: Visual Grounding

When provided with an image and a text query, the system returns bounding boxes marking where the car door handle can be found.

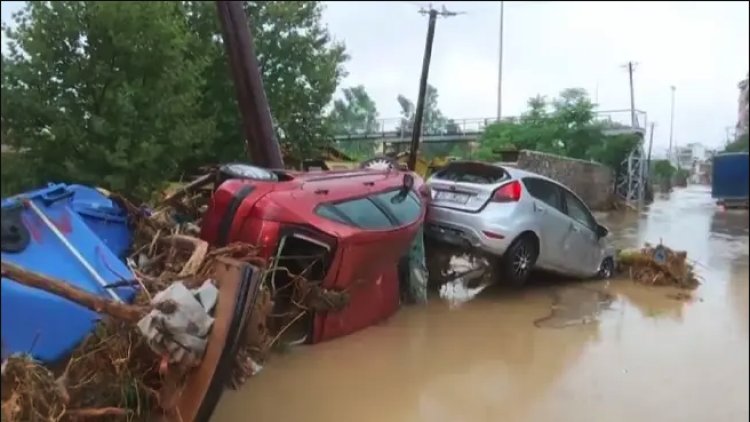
[569,223,580,232]
[534,203,546,213]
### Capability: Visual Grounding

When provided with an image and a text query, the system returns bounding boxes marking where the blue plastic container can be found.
[68,184,132,259]
[1,184,137,363]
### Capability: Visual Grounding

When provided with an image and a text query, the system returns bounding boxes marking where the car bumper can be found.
[424,206,519,256]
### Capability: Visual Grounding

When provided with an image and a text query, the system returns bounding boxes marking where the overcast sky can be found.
[3,1,748,154]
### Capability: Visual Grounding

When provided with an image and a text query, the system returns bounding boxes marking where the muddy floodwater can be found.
[213,186,749,422]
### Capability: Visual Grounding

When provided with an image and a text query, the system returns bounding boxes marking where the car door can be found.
[521,177,573,271]
[560,187,602,277]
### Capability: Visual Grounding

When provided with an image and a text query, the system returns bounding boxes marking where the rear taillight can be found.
[492,180,522,202]
[418,184,432,199]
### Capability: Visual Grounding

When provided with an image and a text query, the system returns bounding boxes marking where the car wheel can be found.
[501,235,538,287]
[597,257,615,279]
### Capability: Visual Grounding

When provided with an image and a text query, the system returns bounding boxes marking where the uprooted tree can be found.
[1,1,348,198]
[474,89,640,170]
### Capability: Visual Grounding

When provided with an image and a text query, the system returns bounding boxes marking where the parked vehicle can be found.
[423,161,615,286]
[200,163,427,344]
[712,152,749,208]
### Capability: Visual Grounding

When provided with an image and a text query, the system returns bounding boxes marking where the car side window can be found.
[316,198,393,230]
[522,177,564,213]
[372,190,422,226]
[563,190,596,232]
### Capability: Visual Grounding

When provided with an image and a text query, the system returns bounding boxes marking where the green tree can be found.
[476,88,639,169]
[1,1,349,197]
[724,132,749,153]
[396,94,415,137]
[328,85,379,158]
[395,84,447,136]
[651,159,676,184]
[329,85,380,134]
[1,1,213,198]
[185,1,348,164]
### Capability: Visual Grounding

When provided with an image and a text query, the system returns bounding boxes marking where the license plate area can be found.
[435,191,471,204]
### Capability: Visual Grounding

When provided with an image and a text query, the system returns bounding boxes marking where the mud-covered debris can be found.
[617,242,701,290]
[1,176,337,418]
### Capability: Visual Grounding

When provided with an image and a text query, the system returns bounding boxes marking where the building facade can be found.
[739,74,749,136]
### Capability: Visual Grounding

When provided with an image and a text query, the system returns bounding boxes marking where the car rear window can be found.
[315,189,422,230]
[433,162,508,184]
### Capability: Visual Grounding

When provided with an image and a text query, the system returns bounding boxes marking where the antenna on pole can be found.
[407,4,464,171]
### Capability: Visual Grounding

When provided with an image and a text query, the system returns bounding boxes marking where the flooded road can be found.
[213,186,749,422]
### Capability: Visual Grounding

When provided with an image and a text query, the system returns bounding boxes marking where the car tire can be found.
[597,257,615,280]
[500,235,538,287]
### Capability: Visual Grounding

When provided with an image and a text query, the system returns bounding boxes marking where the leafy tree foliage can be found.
[328,85,379,158]
[395,84,447,137]
[2,1,213,198]
[185,1,348,165]
[475,88,640,170]
[723,132,749,153]
[1,1,348,197]
[651,159,676,182]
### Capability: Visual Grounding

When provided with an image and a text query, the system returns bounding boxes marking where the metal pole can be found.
[497,1,504,122]
[216,1,284,169]
[627,62,636,128]
[668,85,676,163]
[647,122,655,165]
[408,9,438,171]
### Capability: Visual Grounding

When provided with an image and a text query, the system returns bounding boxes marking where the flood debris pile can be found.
[0,178,331,421]
[617,243,700,290]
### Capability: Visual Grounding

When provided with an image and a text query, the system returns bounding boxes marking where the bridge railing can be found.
[334,109,647,140]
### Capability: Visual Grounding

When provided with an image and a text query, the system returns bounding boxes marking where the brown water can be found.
[213,186,749,422]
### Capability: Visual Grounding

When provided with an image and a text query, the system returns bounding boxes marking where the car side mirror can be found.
[596,224,609,239]
[391,174,414,204]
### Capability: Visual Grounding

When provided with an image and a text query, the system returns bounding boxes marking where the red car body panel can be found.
[200,169,426,343]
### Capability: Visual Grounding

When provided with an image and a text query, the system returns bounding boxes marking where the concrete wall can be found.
[515,150,615,211]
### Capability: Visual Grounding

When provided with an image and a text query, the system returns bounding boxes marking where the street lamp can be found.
[497,1,504,122]
[668,85,676,164]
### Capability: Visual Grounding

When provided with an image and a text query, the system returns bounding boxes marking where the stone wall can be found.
[515,150,615,210]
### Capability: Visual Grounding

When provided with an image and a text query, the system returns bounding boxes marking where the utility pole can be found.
[216,1,283,168]
[497,1,504,122]
[647,122,655,166]
[668,85,676,163]
[622,61,638,129]
[408,5,463,171]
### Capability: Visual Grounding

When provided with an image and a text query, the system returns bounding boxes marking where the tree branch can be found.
[0,261,150,323]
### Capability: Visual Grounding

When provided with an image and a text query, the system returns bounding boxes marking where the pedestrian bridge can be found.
[333,109,647,144]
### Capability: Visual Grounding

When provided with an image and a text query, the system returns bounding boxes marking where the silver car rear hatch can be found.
[428,161,511,212]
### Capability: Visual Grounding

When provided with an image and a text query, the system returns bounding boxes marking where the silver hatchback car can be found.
[423,161,615,286]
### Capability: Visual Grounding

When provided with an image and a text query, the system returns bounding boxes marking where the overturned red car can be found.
[200,164,427,344]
